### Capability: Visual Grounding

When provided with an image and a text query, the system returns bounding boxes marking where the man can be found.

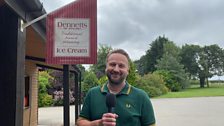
[77,49,156,126]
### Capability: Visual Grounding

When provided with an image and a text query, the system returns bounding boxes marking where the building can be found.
[0,0,81,125]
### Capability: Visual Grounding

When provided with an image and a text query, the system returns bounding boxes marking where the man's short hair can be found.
[106,49,130,62]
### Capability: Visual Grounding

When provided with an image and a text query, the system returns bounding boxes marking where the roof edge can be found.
[4,0,46,40]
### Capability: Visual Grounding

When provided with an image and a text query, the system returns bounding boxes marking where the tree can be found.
[135,55,147,76]
[136,36,171,75]
[38,71,53,107]
[163,41,181,60]
[156,42,189,91]
[82,71,99,96]
[127,60,138,85]
[156,54,188,91]
[198,45,224,87]
[217,48,224,81]
[90,44,112,78]
[180,44,224,88]
[154,70,179,91]
[145,36,170,73]
[179,44,201,79]
[75,64,86,81]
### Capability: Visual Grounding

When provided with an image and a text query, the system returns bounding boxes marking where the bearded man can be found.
[77,49,156,126]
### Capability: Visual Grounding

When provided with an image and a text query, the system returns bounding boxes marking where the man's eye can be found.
[110,63,116,66]
[119,64,125,68]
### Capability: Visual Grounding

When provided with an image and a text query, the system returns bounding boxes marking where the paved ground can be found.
[152,97,224,126]
[38,106,75,126]
[38,96,224,126]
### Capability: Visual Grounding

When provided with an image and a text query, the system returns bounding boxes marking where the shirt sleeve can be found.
[141,91,156,126]
[79,90,91,120]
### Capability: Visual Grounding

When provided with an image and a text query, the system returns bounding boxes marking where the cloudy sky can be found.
[40,0,224,61]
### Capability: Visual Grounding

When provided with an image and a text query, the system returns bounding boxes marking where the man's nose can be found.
[114,65,119,71]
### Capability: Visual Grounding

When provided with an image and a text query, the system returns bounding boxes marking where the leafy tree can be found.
[127,60,138,85]
[180,44,224,88]
[179,44,201,79]
[38,71,53,107]
[90,44,112,78]
[156,54,189,91]
[74,64,86,81]
[144,36,170,73]
[136,36,172,75]
[154,70,180,92]
[38,71,53,93]
[48,65,86,90]
[163,41,181,60]
[198,45,224,87]
[217,48,224,80]
[156,42,189,91]
[134,55,147,76]
[82,71,99,95]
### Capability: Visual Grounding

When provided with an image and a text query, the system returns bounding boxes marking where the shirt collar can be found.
[100,82,132,95]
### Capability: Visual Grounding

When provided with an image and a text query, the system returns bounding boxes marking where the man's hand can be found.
[101,113,118,126]
[76,113,118,126]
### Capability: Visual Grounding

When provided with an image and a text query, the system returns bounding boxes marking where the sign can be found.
[46,0,97,64]
[54,18,90,57]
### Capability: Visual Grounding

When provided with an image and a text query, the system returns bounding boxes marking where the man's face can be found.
[105,53,129,85]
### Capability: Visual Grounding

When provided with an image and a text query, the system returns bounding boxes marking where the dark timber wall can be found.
[0,4,26,126]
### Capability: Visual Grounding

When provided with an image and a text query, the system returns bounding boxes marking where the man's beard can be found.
[106,72,127,85]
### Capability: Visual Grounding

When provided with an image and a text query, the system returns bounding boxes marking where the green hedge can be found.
[38,93,53,107]
[135,73,168,97]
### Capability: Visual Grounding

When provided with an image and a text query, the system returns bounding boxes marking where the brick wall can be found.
[23,61,38,126]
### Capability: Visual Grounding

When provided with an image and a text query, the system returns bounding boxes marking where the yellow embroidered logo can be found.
[126,104,131,108]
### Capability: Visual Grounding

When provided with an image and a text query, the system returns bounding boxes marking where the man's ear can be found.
[105,66,107,73]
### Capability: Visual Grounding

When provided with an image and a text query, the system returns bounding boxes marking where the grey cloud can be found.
[42,0,224,60]
[98,0,224,50]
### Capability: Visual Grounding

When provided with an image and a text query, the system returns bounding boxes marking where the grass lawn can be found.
[155,83,224,98]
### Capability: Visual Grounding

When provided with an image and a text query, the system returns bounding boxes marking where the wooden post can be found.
[63,65,70,126]
[74,72,79,121]
[0,5,26,126]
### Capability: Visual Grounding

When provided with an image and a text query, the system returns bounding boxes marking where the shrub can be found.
[154,70,185,91]
[145,86,163,97]
[38,71,54,107]
[98,75,108,85]
[126,61,138,85]
[135,73,168,97]
[82,71,99,97]
[52,90,75,106]
[38,93,53,107]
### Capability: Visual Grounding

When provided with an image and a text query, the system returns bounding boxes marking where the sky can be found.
[40,0,224,61]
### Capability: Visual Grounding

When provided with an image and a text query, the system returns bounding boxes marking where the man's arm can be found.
[76,117,102,126]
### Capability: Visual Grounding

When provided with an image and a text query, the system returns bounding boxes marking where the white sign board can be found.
[54,18,90,57]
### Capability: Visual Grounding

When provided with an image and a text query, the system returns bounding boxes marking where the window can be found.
[24,76,30,107]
